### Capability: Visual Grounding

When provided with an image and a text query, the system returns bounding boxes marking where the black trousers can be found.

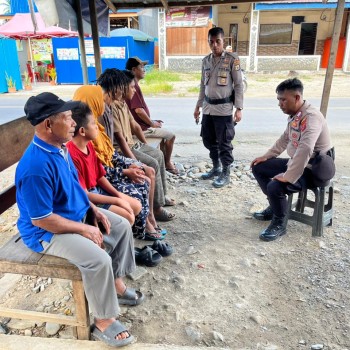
[201,114,235,168]
[252,158,315,217]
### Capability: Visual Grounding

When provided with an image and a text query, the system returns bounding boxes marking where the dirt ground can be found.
[0,71,349,350]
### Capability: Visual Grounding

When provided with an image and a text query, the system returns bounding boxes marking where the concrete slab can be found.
[0,335,229,350]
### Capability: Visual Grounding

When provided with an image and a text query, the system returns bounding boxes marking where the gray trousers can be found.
[132,144,167,208]
[42,208,135,319]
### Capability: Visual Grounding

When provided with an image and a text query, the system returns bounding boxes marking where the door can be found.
[298,23,317,55]
[229,24,238,52]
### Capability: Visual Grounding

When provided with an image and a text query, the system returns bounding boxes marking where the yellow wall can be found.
[217,6,336,43]
[218,4,251,41]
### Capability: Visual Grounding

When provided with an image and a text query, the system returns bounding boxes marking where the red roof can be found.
[0,13,77,39]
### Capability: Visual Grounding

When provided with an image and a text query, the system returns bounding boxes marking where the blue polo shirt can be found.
[15,135,90,252]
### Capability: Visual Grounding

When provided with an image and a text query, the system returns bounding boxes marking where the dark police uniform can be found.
[196,50,244,168]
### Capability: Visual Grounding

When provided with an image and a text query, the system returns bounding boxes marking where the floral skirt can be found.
[104,152,150,239]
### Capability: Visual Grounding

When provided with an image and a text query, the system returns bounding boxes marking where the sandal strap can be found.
[120,287,136,300]
[105,320,128,337]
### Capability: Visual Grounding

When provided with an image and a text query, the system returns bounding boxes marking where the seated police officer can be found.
[251,78,334,242]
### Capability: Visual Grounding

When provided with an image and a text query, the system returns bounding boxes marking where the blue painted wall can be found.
[52,37,154,84]
[0,38,22,93]
[9,0,37,14]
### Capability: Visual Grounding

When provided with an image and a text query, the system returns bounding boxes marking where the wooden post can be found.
[72,280,90,340]
[320,0,346,117]
[88,0,102,78]
[75,0,88,85]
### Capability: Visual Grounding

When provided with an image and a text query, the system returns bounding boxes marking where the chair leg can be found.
[72,280,90,340]
[312,187,324,237]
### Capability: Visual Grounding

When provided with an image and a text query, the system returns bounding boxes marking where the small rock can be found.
[175,163,185,172]
[59,327,76,339]
[299,340,307,345]
[40,284,45,292]
[127,266,148,281]
[170,273,185,284]
[249,314,265,325]
[311,345,324,350]
[32,285,41,293]
[0,324,7,334]
[212,331,224,341]
[47,278,52,284]
[24,329,32,336]
[186,245,198,255]
[179,201,189,206]
[185,326,201,342]
[45,322,61,335]
[319,241,326,249]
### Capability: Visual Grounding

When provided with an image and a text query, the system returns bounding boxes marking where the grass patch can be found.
[187,86,200,93]
[141,82,173,94]
[144,69,181,83]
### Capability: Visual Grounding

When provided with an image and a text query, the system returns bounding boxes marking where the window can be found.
[259,24,293,45]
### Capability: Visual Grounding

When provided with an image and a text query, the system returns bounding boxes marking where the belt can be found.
[205,95,232,105]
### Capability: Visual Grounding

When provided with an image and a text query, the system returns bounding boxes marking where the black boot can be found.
[253,206,273,221]
[212,166,230,188]
[201,160,222,180]
[259,215,287,242]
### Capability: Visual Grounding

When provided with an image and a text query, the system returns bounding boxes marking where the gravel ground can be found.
[0,70,349,349]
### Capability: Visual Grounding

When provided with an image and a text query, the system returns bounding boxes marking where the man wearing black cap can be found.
[251,78,334,242]
[15,92,140,346]
[125,57,178,175]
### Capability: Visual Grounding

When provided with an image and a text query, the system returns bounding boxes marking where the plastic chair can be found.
[26,63,40,82]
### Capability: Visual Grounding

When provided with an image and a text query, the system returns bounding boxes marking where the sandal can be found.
[91,320,135,347]
[144,231,165,241]
[164,196,176,207]
[135,246,163,267]
[117,287,145,306]
[166,167,179,175]
[154,208,176,222]
[155,225,167,235]
[146,240,173,257]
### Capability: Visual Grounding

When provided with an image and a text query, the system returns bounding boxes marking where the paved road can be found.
[0,96,349,135]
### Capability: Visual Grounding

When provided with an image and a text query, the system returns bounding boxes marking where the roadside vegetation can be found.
[140,69,200,95]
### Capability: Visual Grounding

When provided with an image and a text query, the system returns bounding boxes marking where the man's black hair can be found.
[96,68,129,100]
[276,78,304,94]
[208,27,224,38]
[72,102,92,136]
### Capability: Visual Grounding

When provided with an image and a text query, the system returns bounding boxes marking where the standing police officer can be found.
[194,27,244,188]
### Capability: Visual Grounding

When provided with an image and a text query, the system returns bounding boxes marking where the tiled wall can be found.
[166,55,319,72]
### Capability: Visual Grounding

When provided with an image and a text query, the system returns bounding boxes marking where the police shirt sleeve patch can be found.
[300,117,307,132]
[234,58,240,71]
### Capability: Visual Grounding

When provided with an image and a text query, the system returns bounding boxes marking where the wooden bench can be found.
[0,117,90,340]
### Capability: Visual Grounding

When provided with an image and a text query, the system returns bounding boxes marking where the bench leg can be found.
[72,280,90,340]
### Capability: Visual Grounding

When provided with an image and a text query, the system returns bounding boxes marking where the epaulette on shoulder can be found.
[225,51,238,58]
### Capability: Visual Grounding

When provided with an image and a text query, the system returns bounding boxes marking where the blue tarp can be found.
[0,38,22,93]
